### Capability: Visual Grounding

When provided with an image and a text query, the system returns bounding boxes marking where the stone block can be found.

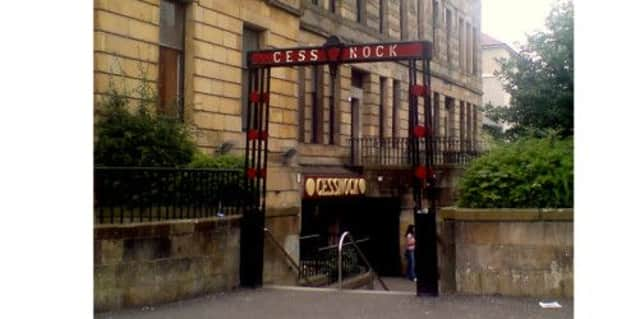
[194,23,224,45]
[222,82,241,99]
[170,222,195,236]
[115,262,156,288]
[479,271,500,295]
[219,97,240,115]
[170,234,195,258]
[202,274,227,293]
[522,271,545,297]
[122,237,171,262]
[456,244,503,272]
[99,239,124,265]
[95,0,158,24]
[205,253,225,276]
[194,58,222,79]
[154,258,194,283]
[561,273,573,298]
[152,282,178,305]
[95,31,158,62]
[127,18,159,43]
[553,246,573,270]
[498,221,545,246]
[95,264,117,291]
[94,287,123,313]
[456,269,481,294]
[193,5,218,26]
[193,111,225,130]
[95,10,129,37]
[122,285,155,308]
[223,115,242,132]
[543,221,573,246]
[508,246,555,271]
[222,31,240,50]
[226,49,242,67]
[461,222,499,245]
[219,64,241,83]
[496,270,523,296]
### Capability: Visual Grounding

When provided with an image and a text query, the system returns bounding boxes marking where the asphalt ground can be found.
[96,284,573,319]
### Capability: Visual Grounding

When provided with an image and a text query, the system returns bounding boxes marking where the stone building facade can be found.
[480,32,515,130]
[94,0,483,285]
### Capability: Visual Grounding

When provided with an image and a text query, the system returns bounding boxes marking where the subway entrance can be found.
[300,197,403,281]
[242,36,439,295]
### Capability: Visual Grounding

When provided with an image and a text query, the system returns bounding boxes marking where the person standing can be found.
[405,225,416,282]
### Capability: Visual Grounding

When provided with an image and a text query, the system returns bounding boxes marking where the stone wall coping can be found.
[94,215,242,240]
[438,207,573,222]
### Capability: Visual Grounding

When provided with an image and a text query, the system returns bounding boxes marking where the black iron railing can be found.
[350,136,485,167]
[94,167,247,224]
[299,235,370,284]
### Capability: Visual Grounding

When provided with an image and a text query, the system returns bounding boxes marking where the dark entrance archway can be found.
[240,36,439,296]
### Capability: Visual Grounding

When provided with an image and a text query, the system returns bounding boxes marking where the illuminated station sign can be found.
[303,176,367,198]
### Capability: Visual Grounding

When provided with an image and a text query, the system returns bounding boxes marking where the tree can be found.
[94,85,196,167]
[492,0,574,138]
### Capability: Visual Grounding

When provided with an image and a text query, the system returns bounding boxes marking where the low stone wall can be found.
[438,208,573,298]
[94,216,241,312]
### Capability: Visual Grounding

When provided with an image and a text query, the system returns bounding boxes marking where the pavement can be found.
[372,276,417,292]
[96,279,573,319]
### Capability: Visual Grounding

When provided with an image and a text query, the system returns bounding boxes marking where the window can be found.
[432,1,439,56]
[328,70,338,145]
[330,0,337,13]
[311,66,324,144]
[473,27,478,75]
[379,0,385,34]
[472,104,478,145]
[400,0,406,40]
[357,0,366,23]
[418,0,424,39]
[466,22,472,74]
[433,92,440,136]
[311,0,319,5]
[466,102,473,142]
[445,96,455,138]
[158,0,186,119]
[459,100,466,140]
[446,8,452,65]
[379,77,387,139]
[459,17,465,70]
[241,27,260,131]
[351,70,365,140]
[392,80,401,139]
[298,67,306,142]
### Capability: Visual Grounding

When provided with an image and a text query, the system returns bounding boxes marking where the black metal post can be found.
[415,56,439,296]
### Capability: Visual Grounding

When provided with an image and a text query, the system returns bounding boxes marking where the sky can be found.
[482,0,558,48]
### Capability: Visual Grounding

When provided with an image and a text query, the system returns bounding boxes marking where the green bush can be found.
[94,88,196,167]
[187,152,244,169]
[457,136,573,208]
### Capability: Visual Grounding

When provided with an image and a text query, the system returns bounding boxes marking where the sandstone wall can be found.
[94,216,241,312]
[438,208,573,298]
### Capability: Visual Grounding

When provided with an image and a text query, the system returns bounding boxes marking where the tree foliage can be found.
[187,151,244,169]
[457,136,573,208]
[94,85,196,167]
[491,0,574,138]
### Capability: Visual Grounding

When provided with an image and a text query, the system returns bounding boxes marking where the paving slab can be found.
[96,287,573,319]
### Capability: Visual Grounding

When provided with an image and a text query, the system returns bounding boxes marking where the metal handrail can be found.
[264,227,313,286]
[337,231,389,291]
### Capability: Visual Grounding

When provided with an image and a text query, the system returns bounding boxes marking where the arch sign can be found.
[248,41,431,67]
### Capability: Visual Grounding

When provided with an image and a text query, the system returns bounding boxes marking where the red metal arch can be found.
[240,37,439,297]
